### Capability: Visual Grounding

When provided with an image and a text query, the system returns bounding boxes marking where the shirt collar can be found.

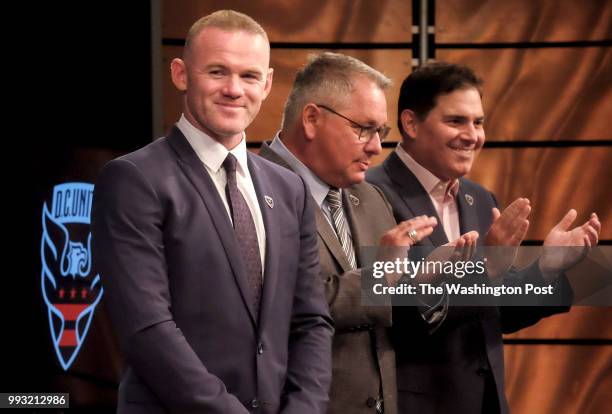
[177,114,249,176]
[269,132,331,208]
[395,143,459,199]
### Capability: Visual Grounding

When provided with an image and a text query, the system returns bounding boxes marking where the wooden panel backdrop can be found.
[437,48,611,141]
[161,1,612,413]
[162,0,412,42]
[436,0,611,43]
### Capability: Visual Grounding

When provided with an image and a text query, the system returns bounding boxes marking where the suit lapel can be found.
[457,180,480,236]
[259,142,353,273]
[343,186,376,267]
[167,127,257,326]
[383,152,448,246]
[315,207,353,273]
[248,154,280,330]
[258,142,291,169]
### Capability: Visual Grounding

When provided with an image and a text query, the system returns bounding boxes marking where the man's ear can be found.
[262,67,274,100]
[302,103,320,141]
[400,109,419,139]
[170,58,187,92]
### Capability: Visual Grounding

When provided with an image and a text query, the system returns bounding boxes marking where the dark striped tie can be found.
[223,153,262,316]
[326,188,357,270]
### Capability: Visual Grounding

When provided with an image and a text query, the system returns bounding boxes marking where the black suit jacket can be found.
[367,151,572,414]
[92,127,333,414]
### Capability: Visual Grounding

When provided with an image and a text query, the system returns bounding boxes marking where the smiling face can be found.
[402,87,485,181]
[171,27,273,148]
[309,77,387,188]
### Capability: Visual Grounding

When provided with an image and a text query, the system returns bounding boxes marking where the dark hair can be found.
[397,62,483,134]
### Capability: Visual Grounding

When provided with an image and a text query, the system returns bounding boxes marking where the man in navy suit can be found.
[92,10,333,414]
[367,62,600,414]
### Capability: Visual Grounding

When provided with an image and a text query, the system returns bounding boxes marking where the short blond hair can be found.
[282,52,391,128]
[184,10,269,58]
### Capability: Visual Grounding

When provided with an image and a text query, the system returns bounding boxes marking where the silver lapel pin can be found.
[264,195,274,209]
[349,194,360,206]
[464,194,474,206]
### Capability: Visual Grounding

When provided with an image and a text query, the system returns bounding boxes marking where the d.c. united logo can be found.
[41,182,103,370]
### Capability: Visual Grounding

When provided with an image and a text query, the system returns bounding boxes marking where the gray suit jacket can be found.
[92,128,333,414]
[260,142,398,414]
[367,151,572,414]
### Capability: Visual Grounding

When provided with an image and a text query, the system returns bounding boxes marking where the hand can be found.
[484,198,530,280]
[414,232,478,305]
[379,215,438,247]
[416,231,480,283]
[540,210,601,276]
[485,198,531,246]
[447,231,479,262]
[376,216,438,286]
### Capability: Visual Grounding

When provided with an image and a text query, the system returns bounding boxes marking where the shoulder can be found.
[347,181,394,217]
[95,139,170,194]
[459,177,496,204]
[95,138,179,204]
[249,151,306,190]
[366,160,405,206]
[366,162,391,185]
[117,137,173,169]
[349,181,388,204]
[102,137,173,176]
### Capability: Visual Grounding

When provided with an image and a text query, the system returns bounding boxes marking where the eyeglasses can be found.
[316,104,391,143]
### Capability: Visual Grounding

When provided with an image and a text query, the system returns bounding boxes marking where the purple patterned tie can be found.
[223,153,262,316]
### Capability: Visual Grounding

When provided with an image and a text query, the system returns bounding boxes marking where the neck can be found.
[184,111,243,150]
[279,127,310,167]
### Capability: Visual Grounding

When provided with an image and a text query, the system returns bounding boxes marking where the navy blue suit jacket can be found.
[92,127,333,414]
[367,151,571,414]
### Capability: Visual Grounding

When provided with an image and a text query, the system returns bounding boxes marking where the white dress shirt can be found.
[177,114,266,270]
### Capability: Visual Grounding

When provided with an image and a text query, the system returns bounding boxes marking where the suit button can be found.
[476,367,489,377]
[257,342,264,355]
[250,398,259,408]
[366,396,377,407]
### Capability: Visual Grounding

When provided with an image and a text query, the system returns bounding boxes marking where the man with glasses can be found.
[258,52,475,414]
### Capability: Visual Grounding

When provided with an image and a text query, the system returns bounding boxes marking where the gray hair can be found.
[282,52,391,128]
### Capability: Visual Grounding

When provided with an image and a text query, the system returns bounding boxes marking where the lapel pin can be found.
[465,194,474,206]
[264,195,274,209]
[349,194,360,206]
